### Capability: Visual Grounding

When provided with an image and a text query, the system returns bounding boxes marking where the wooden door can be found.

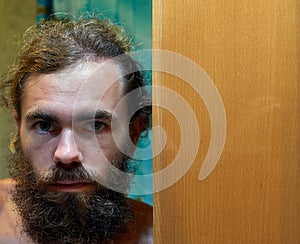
[152,0,299,243]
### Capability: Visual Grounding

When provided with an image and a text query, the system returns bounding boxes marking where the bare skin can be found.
[0,178,153,243]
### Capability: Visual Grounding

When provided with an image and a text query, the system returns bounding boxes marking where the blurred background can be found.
[0,0,152,205]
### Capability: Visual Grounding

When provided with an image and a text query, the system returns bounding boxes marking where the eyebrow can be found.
[25,110,59,124]
[74,110,114,122]
[24,110,115,124]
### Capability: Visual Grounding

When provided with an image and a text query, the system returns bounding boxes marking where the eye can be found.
[92,121,106,132]
[34,121,55,134]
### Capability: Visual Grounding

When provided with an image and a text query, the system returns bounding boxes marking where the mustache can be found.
[37,165,101,187]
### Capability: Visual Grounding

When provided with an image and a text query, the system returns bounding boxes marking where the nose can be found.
[53,129,83,167]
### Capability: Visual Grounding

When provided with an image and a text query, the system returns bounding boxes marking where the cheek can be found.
[83,136,122,174]
[27,149,54,174]
[92,123,124,151]
[89,136,119,163]
[20,134,55,173]
[109,123,132,152]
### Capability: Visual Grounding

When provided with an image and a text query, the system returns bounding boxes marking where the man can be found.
[0,17,152,243]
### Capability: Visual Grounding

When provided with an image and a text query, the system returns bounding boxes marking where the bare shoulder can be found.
[0,178,19,240]
[0,178,33,243]
[116,199,153,243]
[131,199,153,243]
[0,178,15,203]
[0,178,16,214]
[130,199,153,227]
[0,178,16,190]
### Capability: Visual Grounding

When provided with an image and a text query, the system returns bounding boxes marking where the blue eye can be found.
[34,121,53,134]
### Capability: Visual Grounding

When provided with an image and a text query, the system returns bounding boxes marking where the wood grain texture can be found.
[153,0,299,243]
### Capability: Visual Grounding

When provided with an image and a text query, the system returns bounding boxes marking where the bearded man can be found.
[0,17,152,243]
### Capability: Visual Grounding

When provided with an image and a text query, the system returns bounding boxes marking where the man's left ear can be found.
[130,114,145,145]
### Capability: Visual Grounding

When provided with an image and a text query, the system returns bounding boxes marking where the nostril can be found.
[56,161,82,170]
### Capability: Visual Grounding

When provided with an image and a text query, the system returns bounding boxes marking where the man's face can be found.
[18,60,135,192]
[11,60,142,243]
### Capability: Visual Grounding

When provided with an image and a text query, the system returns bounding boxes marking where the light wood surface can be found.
[153,0,299,243]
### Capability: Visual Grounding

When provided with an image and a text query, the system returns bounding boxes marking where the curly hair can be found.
[0,17,151,132]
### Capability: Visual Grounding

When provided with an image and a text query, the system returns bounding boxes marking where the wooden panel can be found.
[153,0,299,243]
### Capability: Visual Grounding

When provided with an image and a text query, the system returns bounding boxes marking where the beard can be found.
[8,135,135,244]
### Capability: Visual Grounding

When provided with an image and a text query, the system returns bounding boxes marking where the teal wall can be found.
[53,0,151,50]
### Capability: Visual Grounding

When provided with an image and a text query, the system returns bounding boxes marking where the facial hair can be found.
[8,135,135,244]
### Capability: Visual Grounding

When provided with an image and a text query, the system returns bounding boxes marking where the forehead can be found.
[21,60,125,119]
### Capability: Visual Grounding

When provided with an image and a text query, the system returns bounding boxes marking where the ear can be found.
[130,114,145,145]
[13,110,20,128]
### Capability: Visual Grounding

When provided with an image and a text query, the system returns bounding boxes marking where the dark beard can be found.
[8,136,135,244]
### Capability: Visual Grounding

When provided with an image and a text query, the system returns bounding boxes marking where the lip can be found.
[47,182,95,193]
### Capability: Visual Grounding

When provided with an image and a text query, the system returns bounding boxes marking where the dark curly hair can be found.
[0,17,151,132]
